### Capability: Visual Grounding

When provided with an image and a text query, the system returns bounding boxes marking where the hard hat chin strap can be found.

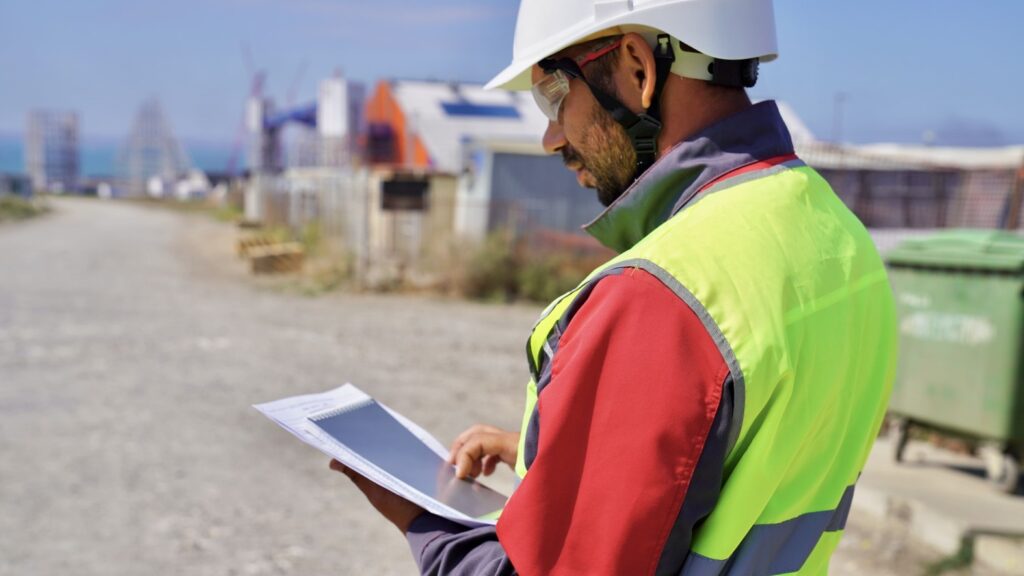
[584,34,676,182]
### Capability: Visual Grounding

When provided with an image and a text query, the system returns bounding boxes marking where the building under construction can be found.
[25,110,80,193]
[117,99,192,197]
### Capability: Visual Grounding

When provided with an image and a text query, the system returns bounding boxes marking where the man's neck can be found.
[656,77,753,157]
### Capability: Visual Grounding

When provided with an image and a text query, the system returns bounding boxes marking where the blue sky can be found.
[1,0,1022,147]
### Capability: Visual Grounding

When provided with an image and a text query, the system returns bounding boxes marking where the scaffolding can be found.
[117,98,191,197]
[25,110,80,193]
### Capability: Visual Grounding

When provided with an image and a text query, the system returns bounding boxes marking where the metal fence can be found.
[799,142,1024,230]
[244,151,1024,282]
[819,167,1023,229]
[249,167,457,282]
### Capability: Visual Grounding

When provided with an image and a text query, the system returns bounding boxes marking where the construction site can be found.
[3,1,1024,575]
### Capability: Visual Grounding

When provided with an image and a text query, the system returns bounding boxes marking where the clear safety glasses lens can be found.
[531,70,571,122]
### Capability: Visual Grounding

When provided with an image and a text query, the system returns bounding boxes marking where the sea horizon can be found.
[0,132,237,178]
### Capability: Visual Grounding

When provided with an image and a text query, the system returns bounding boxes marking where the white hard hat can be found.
[486,0,778,91]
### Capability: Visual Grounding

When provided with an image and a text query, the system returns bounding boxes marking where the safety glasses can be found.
[531,38,622,122]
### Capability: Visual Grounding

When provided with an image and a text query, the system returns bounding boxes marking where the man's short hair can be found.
[568,35,624,98]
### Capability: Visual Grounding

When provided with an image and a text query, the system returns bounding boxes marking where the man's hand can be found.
[448,424,520,480]
[329,459,424,534]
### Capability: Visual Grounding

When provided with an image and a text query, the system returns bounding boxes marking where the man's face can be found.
[531,46,636,207]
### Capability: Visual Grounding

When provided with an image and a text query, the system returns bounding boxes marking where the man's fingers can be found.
[448,424,501,464]
[455,443,482,479]
[329,459,360,483]
[454,434,512,479]
[328,459,424,533]
[329,460,374,495]
[482,454,499,476]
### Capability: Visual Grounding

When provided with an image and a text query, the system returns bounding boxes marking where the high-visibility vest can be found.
[513,158,898,574]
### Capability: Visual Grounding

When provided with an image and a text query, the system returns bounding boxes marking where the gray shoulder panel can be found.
[696,160,805,197]
[655,374,736,576]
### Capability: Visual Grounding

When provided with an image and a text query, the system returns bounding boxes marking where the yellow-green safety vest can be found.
[514,160,897,575]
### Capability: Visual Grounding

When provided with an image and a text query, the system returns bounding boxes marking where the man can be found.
[333,1,898,574]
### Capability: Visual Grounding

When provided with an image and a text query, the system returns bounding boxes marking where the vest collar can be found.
[584,100,796,253]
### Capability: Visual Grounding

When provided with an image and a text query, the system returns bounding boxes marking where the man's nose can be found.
[543,120,567,155]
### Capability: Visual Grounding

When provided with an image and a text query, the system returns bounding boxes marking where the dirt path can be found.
[0,198,537,575]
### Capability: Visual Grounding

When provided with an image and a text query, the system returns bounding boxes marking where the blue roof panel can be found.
[441,102,520,119]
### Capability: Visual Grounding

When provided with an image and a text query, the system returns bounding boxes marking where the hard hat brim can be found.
[484,61,534,91]
[484,19,628,91]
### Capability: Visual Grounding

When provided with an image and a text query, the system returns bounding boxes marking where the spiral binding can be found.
[309,398,375,422]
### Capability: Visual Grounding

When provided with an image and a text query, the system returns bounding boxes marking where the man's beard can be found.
[561,106,637,207]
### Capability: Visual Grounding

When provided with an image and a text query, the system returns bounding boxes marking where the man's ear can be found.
[619,33,658,110]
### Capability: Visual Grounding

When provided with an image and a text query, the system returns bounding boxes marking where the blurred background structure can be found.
[11,77,1023,285]
[25,110,79,194]
[233,74,1024,287]
[117,99,193,198]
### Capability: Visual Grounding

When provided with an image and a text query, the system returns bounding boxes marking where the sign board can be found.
[382,177,429,211]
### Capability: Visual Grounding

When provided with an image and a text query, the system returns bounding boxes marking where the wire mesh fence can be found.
[243,149,1024,283]
[799,142,1024,230]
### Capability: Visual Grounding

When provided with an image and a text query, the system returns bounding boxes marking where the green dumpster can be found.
[886,230,1024,492]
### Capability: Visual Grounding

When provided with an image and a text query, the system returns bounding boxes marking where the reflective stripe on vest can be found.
[514,159,898,574]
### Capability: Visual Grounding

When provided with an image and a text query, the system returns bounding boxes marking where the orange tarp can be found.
[365,81,432,168]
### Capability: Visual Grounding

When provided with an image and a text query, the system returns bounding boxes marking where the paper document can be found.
[253,384,508,527]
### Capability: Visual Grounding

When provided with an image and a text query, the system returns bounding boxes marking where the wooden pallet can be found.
[248,242,305,275]
[236,236,274,258]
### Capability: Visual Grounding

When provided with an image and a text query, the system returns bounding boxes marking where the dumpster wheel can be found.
[888,417,911,463]
[979,442,1020,494]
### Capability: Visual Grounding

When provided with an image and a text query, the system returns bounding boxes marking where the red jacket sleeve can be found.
[496,268,730,576]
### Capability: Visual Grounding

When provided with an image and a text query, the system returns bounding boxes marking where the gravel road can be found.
[1,198,535,575]
[0,198,1003,575]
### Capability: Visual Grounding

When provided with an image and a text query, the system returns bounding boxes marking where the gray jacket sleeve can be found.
[405,513,517,575]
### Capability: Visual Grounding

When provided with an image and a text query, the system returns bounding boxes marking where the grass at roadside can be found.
[0,196,49,223]
[121,196,241,219]
[456,231,609,304]
[261,229,605,304]
[210,203,244,223]
[160,195,599,305]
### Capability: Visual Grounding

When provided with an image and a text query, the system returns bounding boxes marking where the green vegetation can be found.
[921,538,973,576]
[459,231,603,304]
[298,222,323,257]
[211,203,244,223]
[0,196,49,223]
[124,196,210,214]
[122,196,247,226]
[301,257,357,296]
[461,231,520,302]
[517,254,590,303]
[232,215,597,305]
